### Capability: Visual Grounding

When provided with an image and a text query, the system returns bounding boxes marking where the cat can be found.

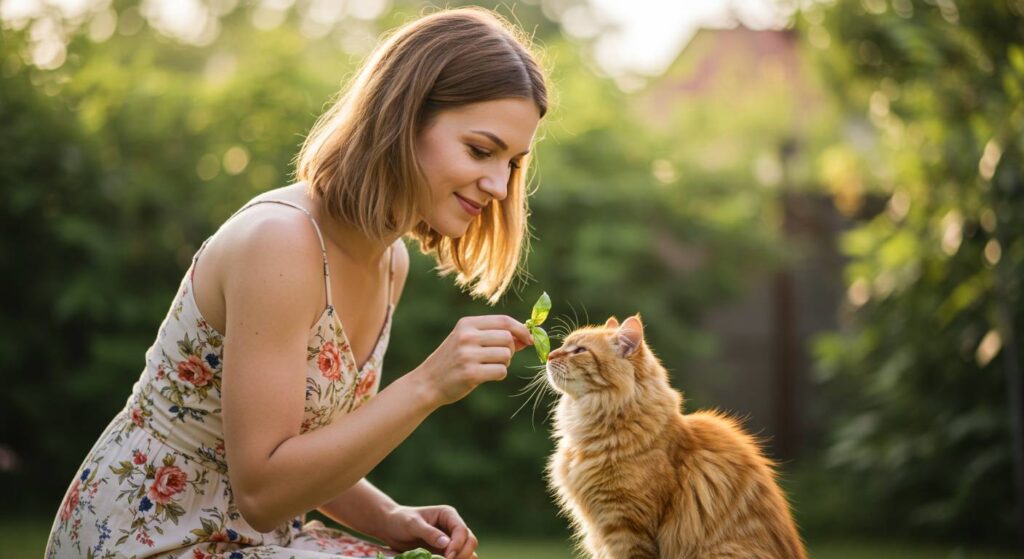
[544,315,806,559]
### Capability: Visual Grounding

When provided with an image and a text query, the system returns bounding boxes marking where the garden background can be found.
[2,0,1023,556]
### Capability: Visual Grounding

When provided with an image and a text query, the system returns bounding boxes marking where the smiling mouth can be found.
[455,193,484,216]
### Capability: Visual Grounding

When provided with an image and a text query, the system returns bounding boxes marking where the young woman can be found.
[45,8,548,559]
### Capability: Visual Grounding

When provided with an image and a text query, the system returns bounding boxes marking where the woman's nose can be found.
[479,170,509,201]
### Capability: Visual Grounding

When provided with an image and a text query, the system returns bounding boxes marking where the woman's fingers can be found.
[435,508,476,559]
[468,315,534,347]
[477,346,513,366]
[477,364,508,382]
[474,330,516,354]
[415,520,450,554]
[456,529,478,559]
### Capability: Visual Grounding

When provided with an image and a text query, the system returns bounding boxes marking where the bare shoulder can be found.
[209,203,327,333]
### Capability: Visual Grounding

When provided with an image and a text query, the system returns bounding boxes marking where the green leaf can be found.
[378,550,443,559]
[530,292,551,325]
[531,325,550,363]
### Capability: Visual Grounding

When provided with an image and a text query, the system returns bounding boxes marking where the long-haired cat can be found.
[545,315,806,559]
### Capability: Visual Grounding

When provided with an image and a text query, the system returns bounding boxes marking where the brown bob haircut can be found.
[295,7,549,304]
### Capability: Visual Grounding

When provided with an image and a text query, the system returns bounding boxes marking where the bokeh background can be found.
[2,0,1023,557]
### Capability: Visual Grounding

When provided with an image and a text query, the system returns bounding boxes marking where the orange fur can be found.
[545,315,806,559]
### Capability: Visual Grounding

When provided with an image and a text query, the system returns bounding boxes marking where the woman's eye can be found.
[470,145,520,171]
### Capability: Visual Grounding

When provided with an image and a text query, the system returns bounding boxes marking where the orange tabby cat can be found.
[545,315,806,559]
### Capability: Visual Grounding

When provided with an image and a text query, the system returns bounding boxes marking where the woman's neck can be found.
[298,186,405,267]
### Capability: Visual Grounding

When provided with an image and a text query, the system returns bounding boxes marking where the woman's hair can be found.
[295,7,548,304]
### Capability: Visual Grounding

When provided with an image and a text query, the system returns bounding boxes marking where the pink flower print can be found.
[354,370,377,400]
[147,465,188,504]
[132,449,147,465]
[177,355,213,387]
[317,341,342,381]
[156,364,166,380]
[215,439,225,457]
[130,408,145,427]
[192,549,212,559]
[59,479,80,523]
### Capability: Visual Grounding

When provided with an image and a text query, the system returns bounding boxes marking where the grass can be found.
[479,538,1021,559]
[11,518,1019,558]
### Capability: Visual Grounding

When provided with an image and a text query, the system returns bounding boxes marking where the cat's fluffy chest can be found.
[549,400,678,514]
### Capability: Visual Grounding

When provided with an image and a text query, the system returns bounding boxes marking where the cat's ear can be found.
[604,316,620,329]
[616,315,644,358]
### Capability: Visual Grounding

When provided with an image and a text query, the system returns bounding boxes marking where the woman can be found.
[45,7,547,559]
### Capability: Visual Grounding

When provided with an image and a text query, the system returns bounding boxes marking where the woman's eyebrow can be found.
[471,130,530,156]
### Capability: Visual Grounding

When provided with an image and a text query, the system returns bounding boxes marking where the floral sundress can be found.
[45,199,398,558]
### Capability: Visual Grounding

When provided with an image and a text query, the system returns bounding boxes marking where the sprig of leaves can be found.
[524,292,551,363]
[377,549,443,559]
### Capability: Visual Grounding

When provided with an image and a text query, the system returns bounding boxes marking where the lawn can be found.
[477,538,1021,559]
[10,518,1018,558]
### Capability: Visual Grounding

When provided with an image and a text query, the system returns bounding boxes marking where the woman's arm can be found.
[220,218,530,534]
[220,216,430,533]
[316,478,399,537]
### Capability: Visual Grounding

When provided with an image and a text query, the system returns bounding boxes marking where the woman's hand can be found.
[378,504,478,559]
[414,315,534,407]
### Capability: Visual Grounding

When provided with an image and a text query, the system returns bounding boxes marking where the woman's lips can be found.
[455,193,483,216]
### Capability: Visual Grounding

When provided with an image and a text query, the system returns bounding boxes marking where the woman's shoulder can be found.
[189,185,327,336]
[204,187,325,289]
[211,194,323,263]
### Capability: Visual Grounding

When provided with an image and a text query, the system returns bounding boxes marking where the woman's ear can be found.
[616,314,644,358]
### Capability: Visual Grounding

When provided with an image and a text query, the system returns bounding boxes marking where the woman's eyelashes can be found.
[467,145,521,170]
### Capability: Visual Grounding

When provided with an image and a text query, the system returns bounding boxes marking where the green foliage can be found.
[378,549,442,559]
[524,292,551,363]
[805,0,1024,544]
[1,0,778,537]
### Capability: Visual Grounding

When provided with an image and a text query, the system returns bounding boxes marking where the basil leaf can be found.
[531,325,550,363]
[531,292,551,325]
[378,549,443,559]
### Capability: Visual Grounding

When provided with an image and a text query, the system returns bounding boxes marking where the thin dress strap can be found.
[191,199,333,309]
[387,243,396,307]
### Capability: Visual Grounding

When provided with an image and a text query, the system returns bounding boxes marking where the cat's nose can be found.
[548,347,567,361]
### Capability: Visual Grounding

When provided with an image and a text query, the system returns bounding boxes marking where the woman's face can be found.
[415,98,541,237]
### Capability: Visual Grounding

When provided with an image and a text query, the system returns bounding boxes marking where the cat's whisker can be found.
[550,316,575,340]
[532,380,559,428]
[511,371,546,398]
[511,373,549,422]
[567,301,582,331]
[549,326,568,342]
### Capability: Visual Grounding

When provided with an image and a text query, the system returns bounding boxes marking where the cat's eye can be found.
[572,346,587,355]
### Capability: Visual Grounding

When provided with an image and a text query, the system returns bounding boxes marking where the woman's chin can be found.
[424,218,472,239]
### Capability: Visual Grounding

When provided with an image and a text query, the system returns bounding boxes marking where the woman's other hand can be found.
[414,315,533,406]
[379,504,478,559]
